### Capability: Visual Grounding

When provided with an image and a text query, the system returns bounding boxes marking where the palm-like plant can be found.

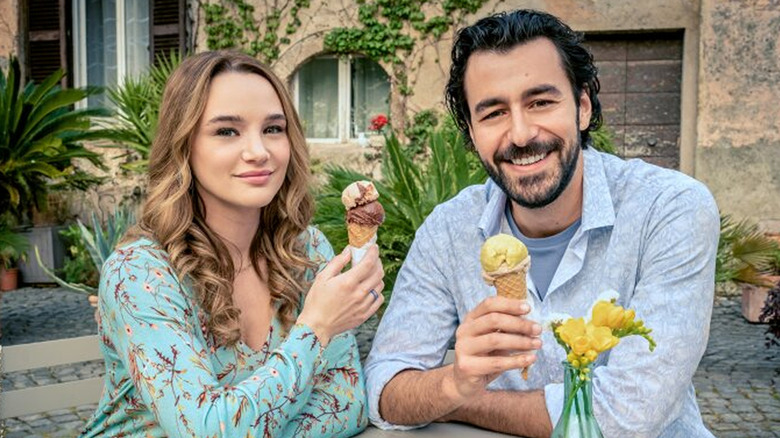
[103,52,182,173]
[0,222,29,270]
[314,119,487,298]
[0,57,108,221]
[716,215,779,286]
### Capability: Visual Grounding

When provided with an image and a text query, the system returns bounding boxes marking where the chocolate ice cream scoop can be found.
[346,200,385,226]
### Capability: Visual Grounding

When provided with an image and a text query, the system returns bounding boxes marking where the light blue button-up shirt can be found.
[364,147,719,437]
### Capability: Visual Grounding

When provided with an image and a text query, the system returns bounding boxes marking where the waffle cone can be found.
[347,223,378,248]
[494,270,528,300]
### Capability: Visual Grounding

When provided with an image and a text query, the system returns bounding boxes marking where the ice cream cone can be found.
[348,223,378,248]
[494,269,528,301]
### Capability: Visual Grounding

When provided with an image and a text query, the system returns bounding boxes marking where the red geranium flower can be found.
[369,114,388,132]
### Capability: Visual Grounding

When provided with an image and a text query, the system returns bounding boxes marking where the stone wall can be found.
[0,0,18,68]
[697,0,780,231]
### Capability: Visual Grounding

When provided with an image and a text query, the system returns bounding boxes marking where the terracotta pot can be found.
[741,276,780,323]
[1,267,20,291]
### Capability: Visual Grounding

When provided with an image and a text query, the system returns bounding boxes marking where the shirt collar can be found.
[478,147,615,238]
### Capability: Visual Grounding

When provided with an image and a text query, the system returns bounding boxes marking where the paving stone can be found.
[3,290,780,434]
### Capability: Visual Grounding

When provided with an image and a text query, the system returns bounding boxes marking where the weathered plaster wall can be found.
[0,0,18,68]
[697,0,780,231]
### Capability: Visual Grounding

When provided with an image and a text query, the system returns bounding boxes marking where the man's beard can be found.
[481,135,581,209]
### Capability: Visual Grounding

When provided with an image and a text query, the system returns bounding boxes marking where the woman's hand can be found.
[297,245,384,346]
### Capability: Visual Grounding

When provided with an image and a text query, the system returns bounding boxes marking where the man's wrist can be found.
[440,365,469,409]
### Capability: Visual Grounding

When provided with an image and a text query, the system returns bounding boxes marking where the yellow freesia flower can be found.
[591,300,625,329]
[556,317,586,346]
[586,324,619,352]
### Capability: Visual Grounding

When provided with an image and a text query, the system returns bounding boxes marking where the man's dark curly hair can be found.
[445,9,602,150]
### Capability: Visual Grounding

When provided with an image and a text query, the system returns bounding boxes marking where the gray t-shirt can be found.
[505,203,581,300]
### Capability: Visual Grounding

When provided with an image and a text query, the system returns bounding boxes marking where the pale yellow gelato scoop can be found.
[480,234,529,273]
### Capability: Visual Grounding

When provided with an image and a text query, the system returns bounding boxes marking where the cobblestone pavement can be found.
[1,288,779,437]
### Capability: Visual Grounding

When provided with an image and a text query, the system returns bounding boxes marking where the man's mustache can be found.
[494,139,563,163]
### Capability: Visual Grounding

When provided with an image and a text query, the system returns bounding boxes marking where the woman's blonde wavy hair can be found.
[130,51,315,345]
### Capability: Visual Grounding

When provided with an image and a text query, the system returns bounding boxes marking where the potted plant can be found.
[0,224,30,291]
[715,216,780,322]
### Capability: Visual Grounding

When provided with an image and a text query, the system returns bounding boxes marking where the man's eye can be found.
[531,100,553,108]
[482,110,504,121]
[216,127,239,137]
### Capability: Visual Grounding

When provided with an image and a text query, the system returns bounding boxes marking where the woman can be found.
[81,51,384,437]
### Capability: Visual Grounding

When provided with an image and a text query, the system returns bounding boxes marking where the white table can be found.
[356,423,514,437]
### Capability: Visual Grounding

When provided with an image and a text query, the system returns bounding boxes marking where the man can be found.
[364,9,718,438]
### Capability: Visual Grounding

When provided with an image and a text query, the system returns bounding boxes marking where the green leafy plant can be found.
[0,221,29,270]
[36,207,135,295]
[0,57,108,222]
[403,109,438,157]
[58,224,99,287]
[314,118,486,300]
[716,216,779,287]
[590,123,619,155]
[760,281,780,348]
[102,52,182,173]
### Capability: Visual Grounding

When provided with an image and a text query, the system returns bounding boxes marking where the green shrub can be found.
[58,224,99,287]
[314,118,486,302]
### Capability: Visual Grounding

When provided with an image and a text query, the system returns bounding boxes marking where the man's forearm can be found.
[379,366,466,425]
[444,389,552,438]
[379,367,552,437]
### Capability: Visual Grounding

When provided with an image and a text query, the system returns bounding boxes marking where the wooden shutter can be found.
[150,0,186,65]
[25,0,70,85]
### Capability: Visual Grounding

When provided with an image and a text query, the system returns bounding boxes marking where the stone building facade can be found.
[1,0,778,230]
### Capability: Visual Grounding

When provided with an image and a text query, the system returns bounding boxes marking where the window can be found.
[294,56,390,142]
[24,0,186,106]
[73,0,150,107]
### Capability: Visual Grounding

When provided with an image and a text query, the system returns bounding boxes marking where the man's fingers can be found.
[462,312,541,337]
[456,353,537,377]
[458,330,542,356]
[466,296,531,322]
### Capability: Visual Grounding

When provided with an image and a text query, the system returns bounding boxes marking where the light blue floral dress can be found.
[81,227,368,437]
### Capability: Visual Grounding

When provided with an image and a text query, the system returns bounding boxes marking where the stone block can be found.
[625,92,681,125]
[626,36,683,61]
[585,39,627,61]
[595,61,627,92]
[626,60,682,92]
[599,93,625,125]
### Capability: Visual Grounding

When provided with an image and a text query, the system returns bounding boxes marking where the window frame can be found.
[293,55,388,144]
[72,0,149,107]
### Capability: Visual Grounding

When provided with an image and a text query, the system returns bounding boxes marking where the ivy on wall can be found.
[323,0,488,96]
[201,0,310,64]
[200,0,494,132]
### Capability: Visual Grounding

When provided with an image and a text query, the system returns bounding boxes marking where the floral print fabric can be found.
[81,227,368,437]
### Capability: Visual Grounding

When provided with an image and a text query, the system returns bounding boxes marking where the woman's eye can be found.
[264,125,286,134]
[216,127,239,137]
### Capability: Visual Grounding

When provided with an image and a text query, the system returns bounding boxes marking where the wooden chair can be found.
[0,335,103,419]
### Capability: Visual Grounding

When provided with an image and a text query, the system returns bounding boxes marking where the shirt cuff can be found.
[544,381,564,427]
[366,360,430,431]
[286,323,330,376]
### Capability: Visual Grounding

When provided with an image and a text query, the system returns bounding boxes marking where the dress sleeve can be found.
[280,227,369,437]
[98,243,339,437]
[562,185,719,437]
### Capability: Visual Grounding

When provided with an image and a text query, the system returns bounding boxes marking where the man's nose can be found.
[508,111,539,147]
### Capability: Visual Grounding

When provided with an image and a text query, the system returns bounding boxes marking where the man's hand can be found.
[445,296,542,404]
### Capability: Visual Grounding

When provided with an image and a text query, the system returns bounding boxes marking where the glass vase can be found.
[551,362,604,438]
